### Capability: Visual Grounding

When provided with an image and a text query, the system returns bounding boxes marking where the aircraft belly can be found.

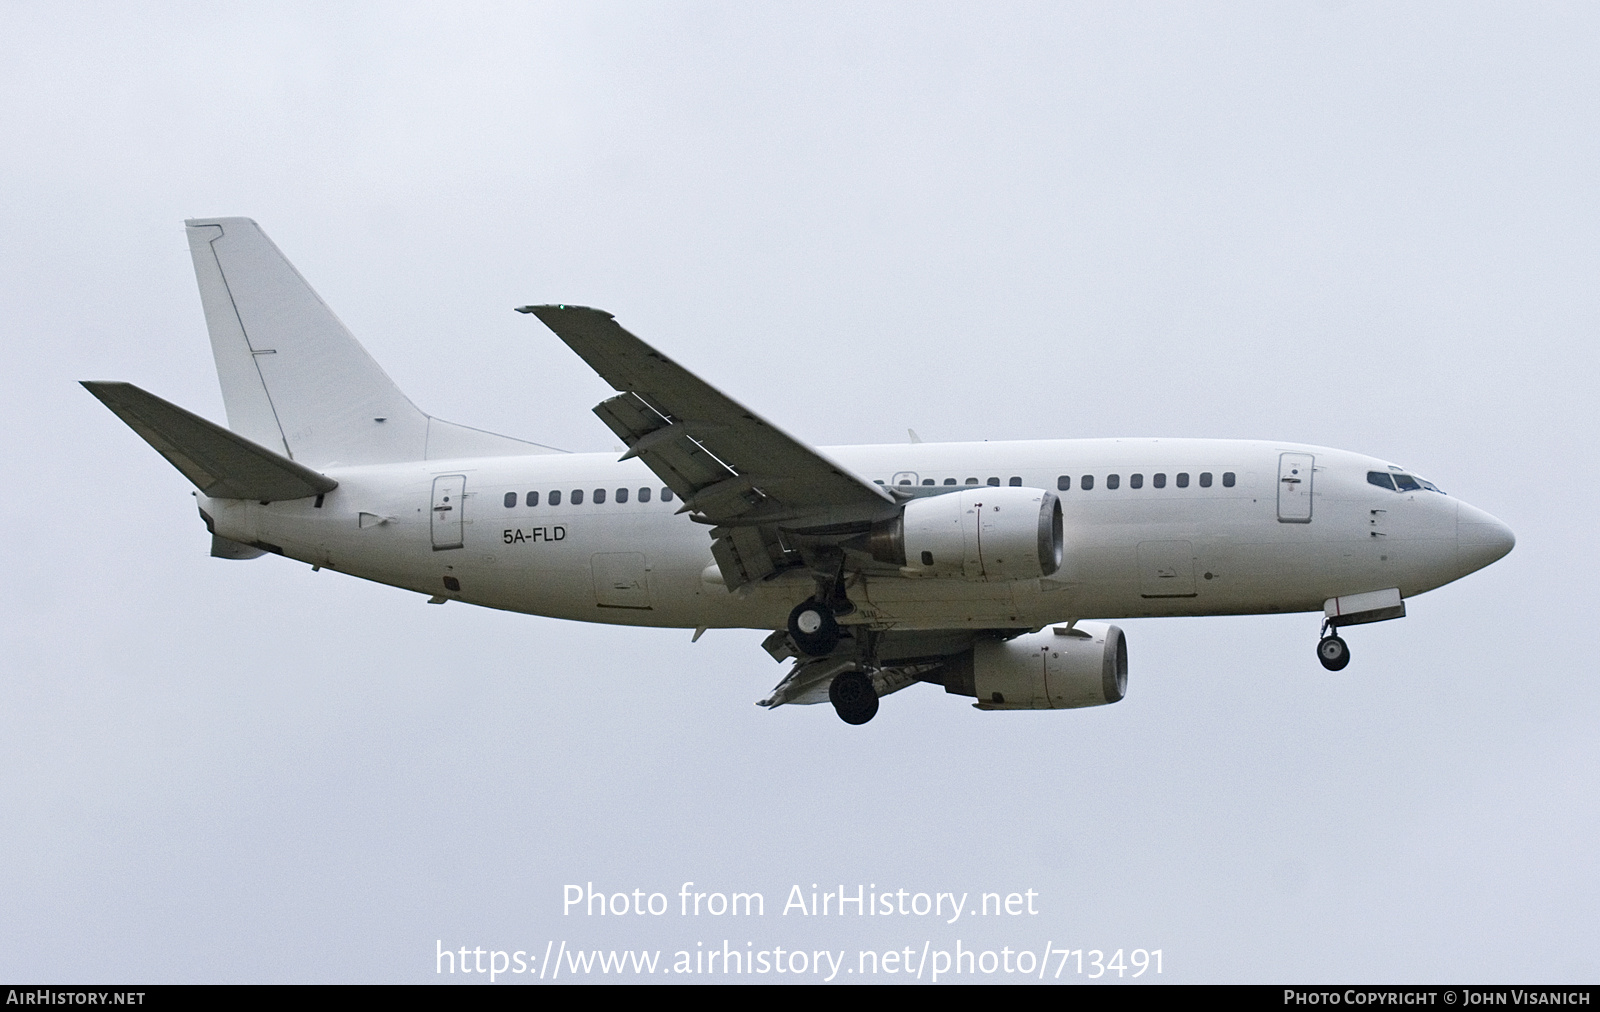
[853,576,1034,628]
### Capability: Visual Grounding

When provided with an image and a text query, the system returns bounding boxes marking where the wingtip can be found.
[515,304,615,320]
[184,216,260,229]
[79,379,124,397]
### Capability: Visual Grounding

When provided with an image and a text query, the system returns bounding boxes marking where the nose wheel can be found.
[1317,633,1350,671]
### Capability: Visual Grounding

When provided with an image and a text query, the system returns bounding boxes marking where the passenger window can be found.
[639,487,652,503]
[1106,474,1120,490]
[1082,475,1095,490]
[1222,472,1235,488]
[661,487,673,502]
[526,491,539,507]
[987,477,1000,486]
[1130,473,1143,489]
[1176,473,1189,488]
[594,488,607,504]
[944,478,957,485]
[549,490,561,506]
[1153,473,1166,488]
[616,487,629,503]
[1057,475,1071,491]
[874,479,885,485]
[920,550,934,566]
[965,477,979,485]
[1008,476,1021,486]
[898,478,912,485]
[922,479,935,486]
[1394,474,1421,492]
[1199,472,1213,488]
[503,492,516,508]
[571,489,584,505]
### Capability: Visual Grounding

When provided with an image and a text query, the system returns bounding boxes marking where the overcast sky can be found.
[2,2,1595,983]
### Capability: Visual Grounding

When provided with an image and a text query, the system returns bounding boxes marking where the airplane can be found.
[82,218,1516,725]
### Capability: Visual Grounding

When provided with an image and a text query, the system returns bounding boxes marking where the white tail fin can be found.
[185,217,558,467]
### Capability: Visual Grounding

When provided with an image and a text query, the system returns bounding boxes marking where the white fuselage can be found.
[198,437,1510,633]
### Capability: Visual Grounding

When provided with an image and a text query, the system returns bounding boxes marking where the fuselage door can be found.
[1277,452,1314,523]
[592,553,653,609]
[1137,540,1197,598]
[431,474,466,550]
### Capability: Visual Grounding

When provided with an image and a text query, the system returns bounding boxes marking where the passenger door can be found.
[431,475,466,550]
[1277,453,1314,524]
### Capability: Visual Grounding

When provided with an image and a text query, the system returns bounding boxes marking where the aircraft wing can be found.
[520,305,897,588]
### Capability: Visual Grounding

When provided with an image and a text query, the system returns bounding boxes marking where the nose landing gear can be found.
[1316,619,1350,671]
[1317,635,1350,671]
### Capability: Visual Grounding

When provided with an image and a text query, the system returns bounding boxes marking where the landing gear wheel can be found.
[788,600,840,657]
[828,670,879,725]
[1317,635,1350,671]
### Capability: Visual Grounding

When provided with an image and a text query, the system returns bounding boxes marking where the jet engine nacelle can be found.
[939,624,1128,710]
[867,486,1063,581]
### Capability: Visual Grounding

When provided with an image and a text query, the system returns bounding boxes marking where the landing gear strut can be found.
[828,670,879,725]
[1317,620,1350,671]
[788,599,840,657]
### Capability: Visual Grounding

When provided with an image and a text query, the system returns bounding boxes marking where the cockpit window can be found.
[1370,470,1445,494]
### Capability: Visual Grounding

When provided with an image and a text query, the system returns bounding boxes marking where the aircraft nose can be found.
[1457,501,1515,573]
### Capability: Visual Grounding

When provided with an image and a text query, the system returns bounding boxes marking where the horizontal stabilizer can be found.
[82,381,338,501]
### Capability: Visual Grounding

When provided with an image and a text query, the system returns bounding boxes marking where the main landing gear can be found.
[828,670,879,725]
[787,599,841,657]
[1317,620,1350,672]
[787,559,876,723]
[785,597,880,724]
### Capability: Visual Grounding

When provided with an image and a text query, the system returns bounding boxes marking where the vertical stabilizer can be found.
[185,218,556,467]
